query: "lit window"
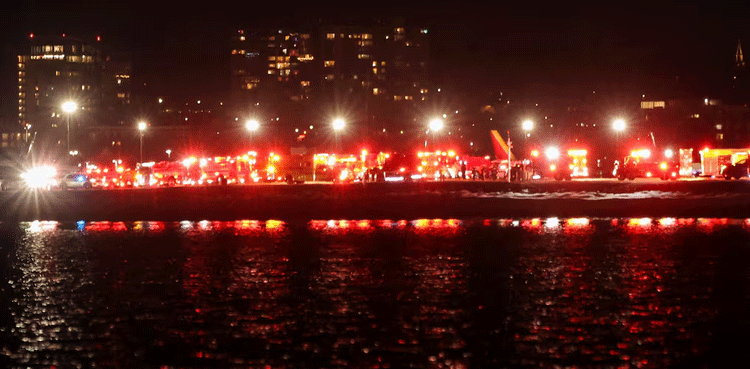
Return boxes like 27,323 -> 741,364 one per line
373,88 -> 379,95
393,95 -> 402,101
717,133 -> 724,140
716,124 -> 723,130
324,60 -> 335,67
326,33 -> 335,39
301,81 -> 310,87
357,54 -> 370,59
239,36 -> 245,41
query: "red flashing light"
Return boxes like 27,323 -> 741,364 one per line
97,36 -> 101,41
29,33 -> 34,39
62,33 -> 66,37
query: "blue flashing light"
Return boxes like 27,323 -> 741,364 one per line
76,175 -> 85,182
76,220 -> 85,231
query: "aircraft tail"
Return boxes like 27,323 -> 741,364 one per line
490,130 -> 516,161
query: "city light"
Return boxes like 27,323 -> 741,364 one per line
62,101 -> 77,114
428,118 -> 444,132
613,119 -> 626,132
245,119 -> 260,132
332,118 -> 345,131
522,119 -> 533,131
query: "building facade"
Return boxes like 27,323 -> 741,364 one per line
17,34 -> 131,155
229,21 -> 430,150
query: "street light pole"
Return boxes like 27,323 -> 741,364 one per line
508,130 -> 512,183
522,119 -> 533,156
332,118 -> 345,152
137,122 -> 147,165
61,101 -> 77,153
428,118 -> 444,150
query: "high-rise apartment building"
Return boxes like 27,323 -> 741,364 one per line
17,34 -> 131,151
229,21 -> 429,140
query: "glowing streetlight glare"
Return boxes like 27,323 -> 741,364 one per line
245,119 -> 259,132
61,101 -> 78,152
428,118 -> 444,132
62,101 -> 77,113
137,122 -> 147,164
545,147 -> 560,160
664,149 -> 674,158
522,119 -> 533,131
613,119 -> 626,132
332,118 -> 345,131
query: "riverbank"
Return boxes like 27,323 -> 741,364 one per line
2,180 -> 750,221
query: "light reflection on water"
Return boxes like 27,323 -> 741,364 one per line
1,218 -> 749,367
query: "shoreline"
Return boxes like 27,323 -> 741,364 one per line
2,181 -> 750,221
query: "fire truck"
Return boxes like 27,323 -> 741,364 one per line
195,154 -> 257,185
615,148 -> 678,180
150,160 -> 198,186
86,162 -> 137,188
537,147 -> 589,181
417,150 -> 461,180
698,148 -> 749,178
314,153 -> 365,183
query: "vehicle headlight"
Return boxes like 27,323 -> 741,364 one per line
21,166 -> 57,189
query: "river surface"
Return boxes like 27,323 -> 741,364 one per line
1,218 -> 749,368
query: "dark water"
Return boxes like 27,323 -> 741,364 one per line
1,218 -> 749,368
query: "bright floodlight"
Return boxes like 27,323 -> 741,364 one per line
428,118 -> 444,132
245,119 -> 260,132
545,147 -> 560,160
62,101 -> 77,113
332,118 -> 345,131
137,122 -> 147,131
613,119 -> 626,132
664,149 -> 674,158
522,120 -> 533,131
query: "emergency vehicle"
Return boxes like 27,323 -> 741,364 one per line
698,148 -> 749,178
615,148 -> 678,180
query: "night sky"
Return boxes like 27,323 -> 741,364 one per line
2,1 -> 750,122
